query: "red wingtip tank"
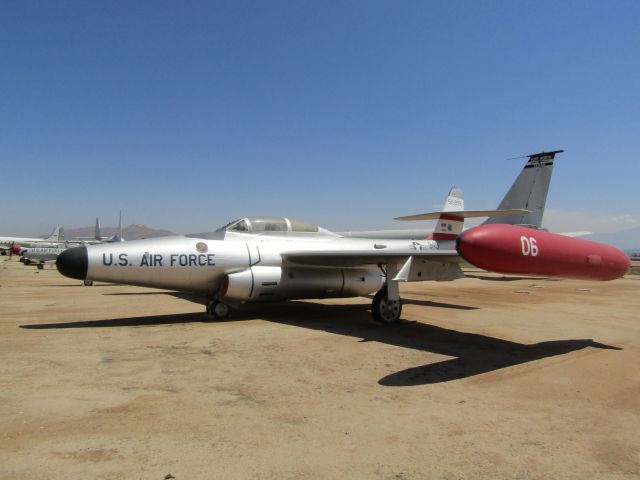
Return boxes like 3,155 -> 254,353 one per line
11,243 -> 22,255
456,224 -> 631,281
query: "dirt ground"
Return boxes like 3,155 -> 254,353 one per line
1,255 -> 639,480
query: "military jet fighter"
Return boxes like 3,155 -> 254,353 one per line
56,151 -> 631,324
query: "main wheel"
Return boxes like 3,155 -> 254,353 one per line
371,287 -> 402,324
83,279 -> 94,286
206,299 -> 231,320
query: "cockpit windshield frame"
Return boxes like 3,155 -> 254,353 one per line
216,216 -> 322,234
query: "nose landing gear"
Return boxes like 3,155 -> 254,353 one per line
206,299 -> 231,320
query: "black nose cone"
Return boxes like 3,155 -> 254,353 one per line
56,246 -> 88,280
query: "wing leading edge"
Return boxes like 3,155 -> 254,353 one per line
282,249 -> 460,267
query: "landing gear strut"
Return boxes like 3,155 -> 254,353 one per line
206,299 -> 231,320
371,264 -> 402,325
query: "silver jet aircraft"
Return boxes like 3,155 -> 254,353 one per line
56,205 -> 629,325
56,215 -> 484,323
57,152 -> 556,323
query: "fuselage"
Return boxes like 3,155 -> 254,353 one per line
63,230 -> 440,298
21,246 -> 68,262
0,236 -> 59,250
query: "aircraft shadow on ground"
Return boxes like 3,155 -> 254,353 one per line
103,291 -> 208,304
19,299 -> 620,386
20,312 -> 205,329
463,274 -> 558,282
246,302 -> 621,386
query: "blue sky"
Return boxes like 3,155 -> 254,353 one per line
1,1 -> 639,236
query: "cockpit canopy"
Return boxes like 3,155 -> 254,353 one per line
216,216 -> 326,234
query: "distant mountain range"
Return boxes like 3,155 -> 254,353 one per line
583,226 -> 640,253
65,224 -> 175,241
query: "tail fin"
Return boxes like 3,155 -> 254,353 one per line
45,226 -> 63,241
396,185 -> 529,241
430,186 -> 464,241
107,211 -> 125,243
483,150 -> 563,228
94,218 -> 102,241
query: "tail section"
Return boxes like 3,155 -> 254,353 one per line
107,211 -> 125,243
94,218 -> 102,241
483,150 -> 562,228
395,185 -> 529,241
45,226 -> 64,241
431,187 -> 464,241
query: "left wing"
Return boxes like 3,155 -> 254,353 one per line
282,248 -> 458,266
282,249 -> 463,281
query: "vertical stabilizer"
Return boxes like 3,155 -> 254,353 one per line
108,211 -> 125,242
94,218 -> 102,241
430,186 -> 465,241
45,226 -> 63,241
484,150 -> 563,228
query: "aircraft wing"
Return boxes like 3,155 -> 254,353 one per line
394,208 -> 529,221
559,231 -> 592,238
282,249 -> 460,267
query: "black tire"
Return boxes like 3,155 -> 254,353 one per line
371,286 -> 402,324
83,279 -> 94,286
206,299 -> 231,320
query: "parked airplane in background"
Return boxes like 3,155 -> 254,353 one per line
57,150 -> 631,324
10,213 -> 125,278
72,212 -> 125,244
19,246 -> 68,269
0,226 -> 65,256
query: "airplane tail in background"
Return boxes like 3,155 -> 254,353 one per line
107,211 -> 125,243
94,218 -> 102,241
45,226 -> 64,241
483,150 -> 563,228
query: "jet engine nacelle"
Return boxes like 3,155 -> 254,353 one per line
222,265 -> 383,302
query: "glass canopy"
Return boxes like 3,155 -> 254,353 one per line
216,216 -> 321,234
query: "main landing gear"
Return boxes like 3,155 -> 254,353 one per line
371,264 -> 403,325
371,286 -> 403,324
206,298 -> 231,320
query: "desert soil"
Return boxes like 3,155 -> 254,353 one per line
1,256 -> 639,479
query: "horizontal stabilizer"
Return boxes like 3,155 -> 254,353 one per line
395,209 -> 530,221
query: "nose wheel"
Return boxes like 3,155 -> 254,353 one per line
206,299 -> 231,320
371,286 -> 402,325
